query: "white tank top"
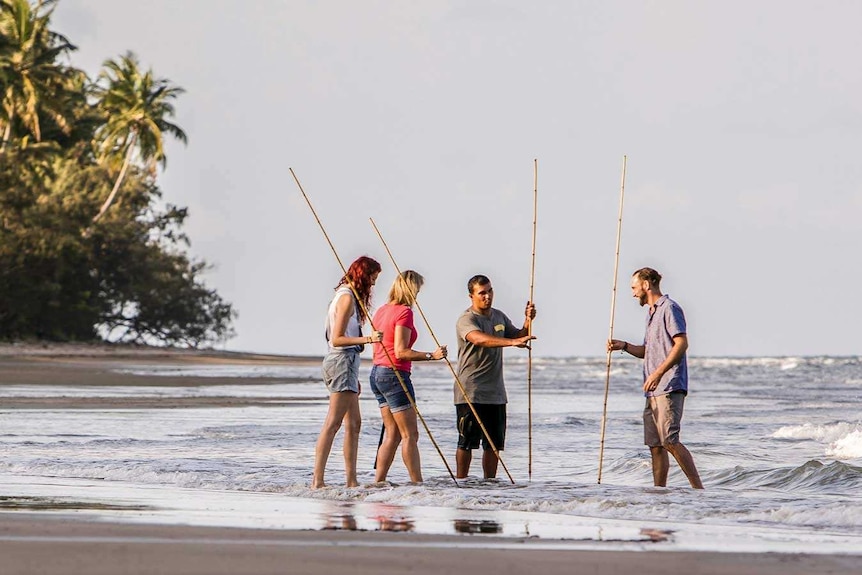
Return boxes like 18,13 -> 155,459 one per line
326,286 -> 362,352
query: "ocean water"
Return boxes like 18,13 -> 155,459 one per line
1,355 -> 861,552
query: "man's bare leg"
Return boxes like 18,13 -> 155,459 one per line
456,448 -> 472,478
482,449 -> 499,479
649,446 -> 669,487
665,443 -> 704,489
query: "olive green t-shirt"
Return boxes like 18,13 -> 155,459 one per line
454,307 -> 519,405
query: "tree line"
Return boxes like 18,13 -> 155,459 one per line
1,0 -> 235,346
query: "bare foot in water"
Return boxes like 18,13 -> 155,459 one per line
311,478 -> 325,489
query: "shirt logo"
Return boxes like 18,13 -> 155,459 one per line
494,324 -> 505,333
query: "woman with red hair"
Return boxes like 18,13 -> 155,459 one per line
312,256 -> 382,488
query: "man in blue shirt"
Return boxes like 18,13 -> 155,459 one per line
609,267 -> 704,489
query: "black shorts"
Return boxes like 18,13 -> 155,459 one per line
456,403 -> 506,451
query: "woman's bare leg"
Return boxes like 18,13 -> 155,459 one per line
374,407 -> 401,482
392,407 -> 422,483
342,392 -> 362,487
312,391 -> 357,488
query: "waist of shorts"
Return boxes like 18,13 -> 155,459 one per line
371,364 -> 411,375
645,387 -> 688,398
327,347 -> 360,355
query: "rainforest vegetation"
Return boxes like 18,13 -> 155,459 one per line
1,0 -> 235,346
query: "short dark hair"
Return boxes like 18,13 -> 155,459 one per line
467,274 -> 491,294
632,267 -> 662,287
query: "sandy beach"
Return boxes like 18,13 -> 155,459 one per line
0,342 -> 321,408
2,514 -> 859,575
1,343 -> 860,575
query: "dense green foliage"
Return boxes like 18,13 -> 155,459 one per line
0,0 -> 235,346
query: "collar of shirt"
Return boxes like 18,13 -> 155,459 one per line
648,294 -> 669,318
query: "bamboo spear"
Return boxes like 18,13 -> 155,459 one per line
597,155 -> 627,484
290,168 -> 459,487
369,218 -> 516,484
527,158 -> 538,482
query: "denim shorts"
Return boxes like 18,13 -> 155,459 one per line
369,365 -> 415,413
321,351 -> 360,393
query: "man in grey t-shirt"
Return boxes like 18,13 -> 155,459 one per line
609,267 -> 704,489
454,274 -> 536,479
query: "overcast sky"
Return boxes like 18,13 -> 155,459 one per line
53,1 -> 861,357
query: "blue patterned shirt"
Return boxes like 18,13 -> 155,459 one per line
643,294 -> 688,397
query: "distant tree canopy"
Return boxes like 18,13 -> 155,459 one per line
0,0 -> 235,346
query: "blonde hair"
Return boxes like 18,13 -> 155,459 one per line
388,270 -> 424,306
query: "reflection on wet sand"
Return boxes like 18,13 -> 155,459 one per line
453,519 -> 503,534
370,503 -> 415,532
322,513 -> 357,531
319,502 -> 415,533
317,501 -> 671,543
639,528 -> 674,542
0,496 -> 150,512
376,515 -> 415,532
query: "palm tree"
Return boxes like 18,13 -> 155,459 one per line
91,51 -> 187,223
0,0 -> 75,151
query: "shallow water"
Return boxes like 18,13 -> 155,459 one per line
1,356 -> 861,551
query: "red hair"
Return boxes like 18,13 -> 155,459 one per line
337,256 -> 381,321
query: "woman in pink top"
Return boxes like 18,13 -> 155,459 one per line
370,270 -> 447,483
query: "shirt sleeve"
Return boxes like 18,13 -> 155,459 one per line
456,313 -> 481,341
395,306 -> 414,330
666,303 -> 687,338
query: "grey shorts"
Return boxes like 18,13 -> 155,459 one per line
643,391 -> 685,447
321,351 -> 360,394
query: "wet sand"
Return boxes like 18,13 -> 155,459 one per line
1,343 -> 860,574
0,342 -> 322,408
1,515 -> 860,575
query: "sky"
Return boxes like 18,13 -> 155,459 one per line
52,1 -> 861,357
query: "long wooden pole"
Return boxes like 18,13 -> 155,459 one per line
369,218 -> 516,484
527,159 -> 538,482
290,168 -> 459,487
597,155 -> 627,484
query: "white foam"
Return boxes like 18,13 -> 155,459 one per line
780,359 -> 799,370
744,503 -> 862,529
773,422 -> 862,460
826,430 -> 862,459
772,422 -> 861,443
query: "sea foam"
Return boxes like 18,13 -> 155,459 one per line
773,422 -> 862,460
772,422 -> 860,443
826,430 -> 862,459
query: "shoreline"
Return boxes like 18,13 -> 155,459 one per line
2,472 -> 861,558
0,341 -> 324,363
4,342 -> 858,362
0,513 -> 859,575
0,342 -> 323,399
